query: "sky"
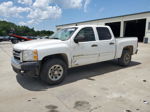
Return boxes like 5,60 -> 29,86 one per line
0,0 -> 150,31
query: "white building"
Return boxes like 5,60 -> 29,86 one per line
56,11 -> 150,43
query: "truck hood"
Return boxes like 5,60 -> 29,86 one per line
13,39 -> 63,50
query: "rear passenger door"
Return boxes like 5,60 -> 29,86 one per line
96,27 -> 116,61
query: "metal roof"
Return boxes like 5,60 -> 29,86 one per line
57,11 -> 150,27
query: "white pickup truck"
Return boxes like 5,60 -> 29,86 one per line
11,25 -> 138,85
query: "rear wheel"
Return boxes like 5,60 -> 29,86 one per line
40,58 -> 67,85
118,50 -> 131,66
11,39 -> 19,44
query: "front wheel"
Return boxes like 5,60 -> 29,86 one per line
40,58 -> 67,85
118,50 -> 131,66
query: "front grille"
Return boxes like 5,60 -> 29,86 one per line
13,49 -> 21,61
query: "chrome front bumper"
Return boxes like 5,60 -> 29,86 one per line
11,58 -> 40,77
11,58 -> 21,69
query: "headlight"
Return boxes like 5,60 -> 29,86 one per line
22,50 -> 38,61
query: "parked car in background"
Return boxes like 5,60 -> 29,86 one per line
11,25 -> 138,85
9,34 -> 32,44
25,36 -> 38,40
0,36 -> 10,42
0,36 -> 4,42
40,36 -> 49,39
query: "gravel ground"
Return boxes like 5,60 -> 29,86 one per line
0,42 -> 150,112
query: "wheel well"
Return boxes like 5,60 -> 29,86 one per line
123,46 -> 133,55
41,54 -> 68,66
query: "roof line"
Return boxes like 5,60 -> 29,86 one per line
56,11 -> 150,27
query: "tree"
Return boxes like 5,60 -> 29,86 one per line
0,20 -> 54,36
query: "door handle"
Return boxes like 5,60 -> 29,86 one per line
91,44 -> 98,47
109,42 -> 115,45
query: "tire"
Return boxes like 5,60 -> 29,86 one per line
11,39 -> 19,44
118,50 -> 131,66
40,58 -> 67,85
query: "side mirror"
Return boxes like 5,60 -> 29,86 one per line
74,36 -> 85,43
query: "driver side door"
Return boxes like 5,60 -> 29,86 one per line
71,27 -> 99,67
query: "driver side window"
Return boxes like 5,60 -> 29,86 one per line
75,27 -> 95,42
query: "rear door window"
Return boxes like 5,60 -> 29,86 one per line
96,27 -> 112,40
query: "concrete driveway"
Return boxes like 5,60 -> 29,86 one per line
0,42 -> 150,112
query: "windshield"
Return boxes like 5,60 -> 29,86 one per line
49,27 -> 77,41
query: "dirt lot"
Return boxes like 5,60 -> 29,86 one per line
0,42 -> 150,112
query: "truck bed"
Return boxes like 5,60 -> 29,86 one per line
115,37 -> 138,59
